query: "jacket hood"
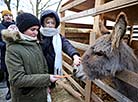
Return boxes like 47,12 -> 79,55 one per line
1,29 -> 21,43
1,29 -> 37,47
40,10 -> 60,28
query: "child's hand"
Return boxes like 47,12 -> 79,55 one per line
73,55 -> 81,66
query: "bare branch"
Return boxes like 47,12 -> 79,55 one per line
4,0 -> 11,10
39,0 -> 50,11
29,0 -> 35,14
56,0 -> 63,12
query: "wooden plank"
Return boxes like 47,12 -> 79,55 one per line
62,69 -> 85,95
60,0 -> 87,12
65,23 -> 93,29
85,79 -> 92,102
68,40 -> 89,51
63,52 -> 72,60
61,8 -> 96,21
93,79 -> 133,102
63,60 -> 72,72
57,80 -> 84,101
66,33 -> 89,44
116,69 -> 138,89
95,0 -> 138,16
61,0 -> 138,22
65,28 -> 92,34
65,23 -> 111,30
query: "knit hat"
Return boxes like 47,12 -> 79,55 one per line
40,10 -> 60,28
16,13 -> 40,33
1,10 -> 12,17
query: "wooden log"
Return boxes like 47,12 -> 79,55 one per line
65,28 -> 92,34
65,23 -> 93,29
85,79 -> 92,102
68,40 -> 89,51
116,69 -> 138,89
66,33 -> 89,44
95,0 -> 138,16
60,0 -> 86,12
62,69 -> 85,95
93,79 -> 133,102
61,0 -> 138,22
56,80 -> 84,101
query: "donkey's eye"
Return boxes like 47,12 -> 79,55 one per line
94,50 -> 105,56
95,52 -> 104,56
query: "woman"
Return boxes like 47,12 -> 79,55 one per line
2,13 -> 60,102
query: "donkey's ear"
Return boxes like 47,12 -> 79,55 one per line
115,12 -> 128,25
111,12 -> 128,49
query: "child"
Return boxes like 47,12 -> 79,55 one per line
40,10 -> 81,88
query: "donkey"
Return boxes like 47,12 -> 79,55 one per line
74,12 -> 138,102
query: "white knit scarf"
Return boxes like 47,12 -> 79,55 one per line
40,27 -> 62,75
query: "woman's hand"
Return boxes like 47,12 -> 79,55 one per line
50,75 -> 60,83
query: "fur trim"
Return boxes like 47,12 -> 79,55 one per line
1,29 -> 21,43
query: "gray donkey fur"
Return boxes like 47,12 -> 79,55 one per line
75,12 -> 138,101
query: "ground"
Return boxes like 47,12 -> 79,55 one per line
51,85 -> 81,102
0,81 -> 11,102
0,80 -> 81,102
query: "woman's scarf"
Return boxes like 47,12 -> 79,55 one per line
40,27 -> 62,75
19,33 -> 37,41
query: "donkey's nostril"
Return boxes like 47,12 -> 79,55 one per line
106,69 -> 111,73
73,69 -> 77,73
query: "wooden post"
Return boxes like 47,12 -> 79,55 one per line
85,31 -> 96,102
89,32 -> 96,45
85,0 -> 105,101
60,11 -> 65,36
85,79 -> 92,102
93,0 -> 105,38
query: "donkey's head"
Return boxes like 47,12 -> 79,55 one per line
74,12 -> 138,80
